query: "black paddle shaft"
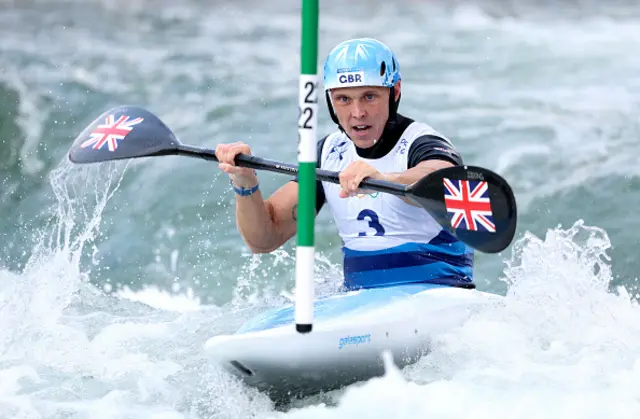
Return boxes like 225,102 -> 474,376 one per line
177,144 -> 409,196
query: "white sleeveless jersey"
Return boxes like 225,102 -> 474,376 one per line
318,122 -> 474,290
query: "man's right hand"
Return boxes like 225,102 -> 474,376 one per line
215,141 -> 259,188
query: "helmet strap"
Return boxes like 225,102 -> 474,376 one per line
389,86 -> 401,119
325,91 -> 340,126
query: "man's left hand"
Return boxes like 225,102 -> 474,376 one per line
338,161 -> 387,198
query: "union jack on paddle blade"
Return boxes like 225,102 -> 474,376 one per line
443,178 -> 495,232
81,114 -> 144,152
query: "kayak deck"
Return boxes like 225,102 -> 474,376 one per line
205,284 -> 499,401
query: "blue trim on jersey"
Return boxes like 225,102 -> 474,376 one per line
343,262 -> 473,290
342,232 -> 474,290
344,247 -> 473,273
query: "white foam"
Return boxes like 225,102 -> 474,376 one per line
117,285 -> 202,312
271,221 -> 640,419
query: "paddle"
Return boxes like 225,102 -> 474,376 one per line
68,105 -> 517,253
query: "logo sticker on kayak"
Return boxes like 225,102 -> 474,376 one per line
443,178 -> 495,232
81,114 -> 144,152
338,333 -> 371,350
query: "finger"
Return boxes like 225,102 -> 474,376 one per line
222,146 -> 238,164
230,142 -> 250,153
350,180 -> 361,194
228,144 -> 251,165
228,148 -> 247,166
219,147 -> 237,166
356,177 -> 371,194
340,188 -> 354,198
350,179 -> 362,194
218,162 -> 238,173
355,168 -> 380,190
215,144 -> 227,162
339,172 -> 351,194
345,181 -> 353,194
221,162 -> 250,174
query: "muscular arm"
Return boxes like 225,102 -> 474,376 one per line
236,136 -> 328,253
236,181 -> 299,253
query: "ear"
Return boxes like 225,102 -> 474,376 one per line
393,80 -> 401,101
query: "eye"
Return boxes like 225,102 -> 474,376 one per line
365,93 -> 376,101
336,96 -> 350,104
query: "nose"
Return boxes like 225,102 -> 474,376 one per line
350,101 -> 366,119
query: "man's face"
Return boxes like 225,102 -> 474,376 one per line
329,82 -> 400,149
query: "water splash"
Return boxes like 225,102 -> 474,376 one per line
117,285 -> 202,312
231,248 -> 344,307
0,158 -> 278,418
0,161 -> 126,359
273,221 -> 640,419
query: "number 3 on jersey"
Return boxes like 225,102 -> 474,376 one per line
357,209 -> 385,236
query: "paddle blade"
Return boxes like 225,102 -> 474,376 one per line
409,165 -> 517,254
68,106 -> 180,164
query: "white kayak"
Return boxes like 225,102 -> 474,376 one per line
204,283 -> 501,401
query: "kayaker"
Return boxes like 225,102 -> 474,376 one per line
215,37 -> 474,290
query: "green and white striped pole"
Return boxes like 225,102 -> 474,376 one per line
296,0 -> 319,334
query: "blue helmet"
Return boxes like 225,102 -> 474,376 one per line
322,38 -> 402,126
323,38 -> 401,91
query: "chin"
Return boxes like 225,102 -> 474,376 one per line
351,137 -> 375,148
348,131 -> 380,149
353,139 -> 376,149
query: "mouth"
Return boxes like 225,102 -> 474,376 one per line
351,125 -> 372,136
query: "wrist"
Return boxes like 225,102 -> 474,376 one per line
230,171 -> 258,189
231,179 -> 259,189
378,172 -> 393,182
231,180 -> 260,196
